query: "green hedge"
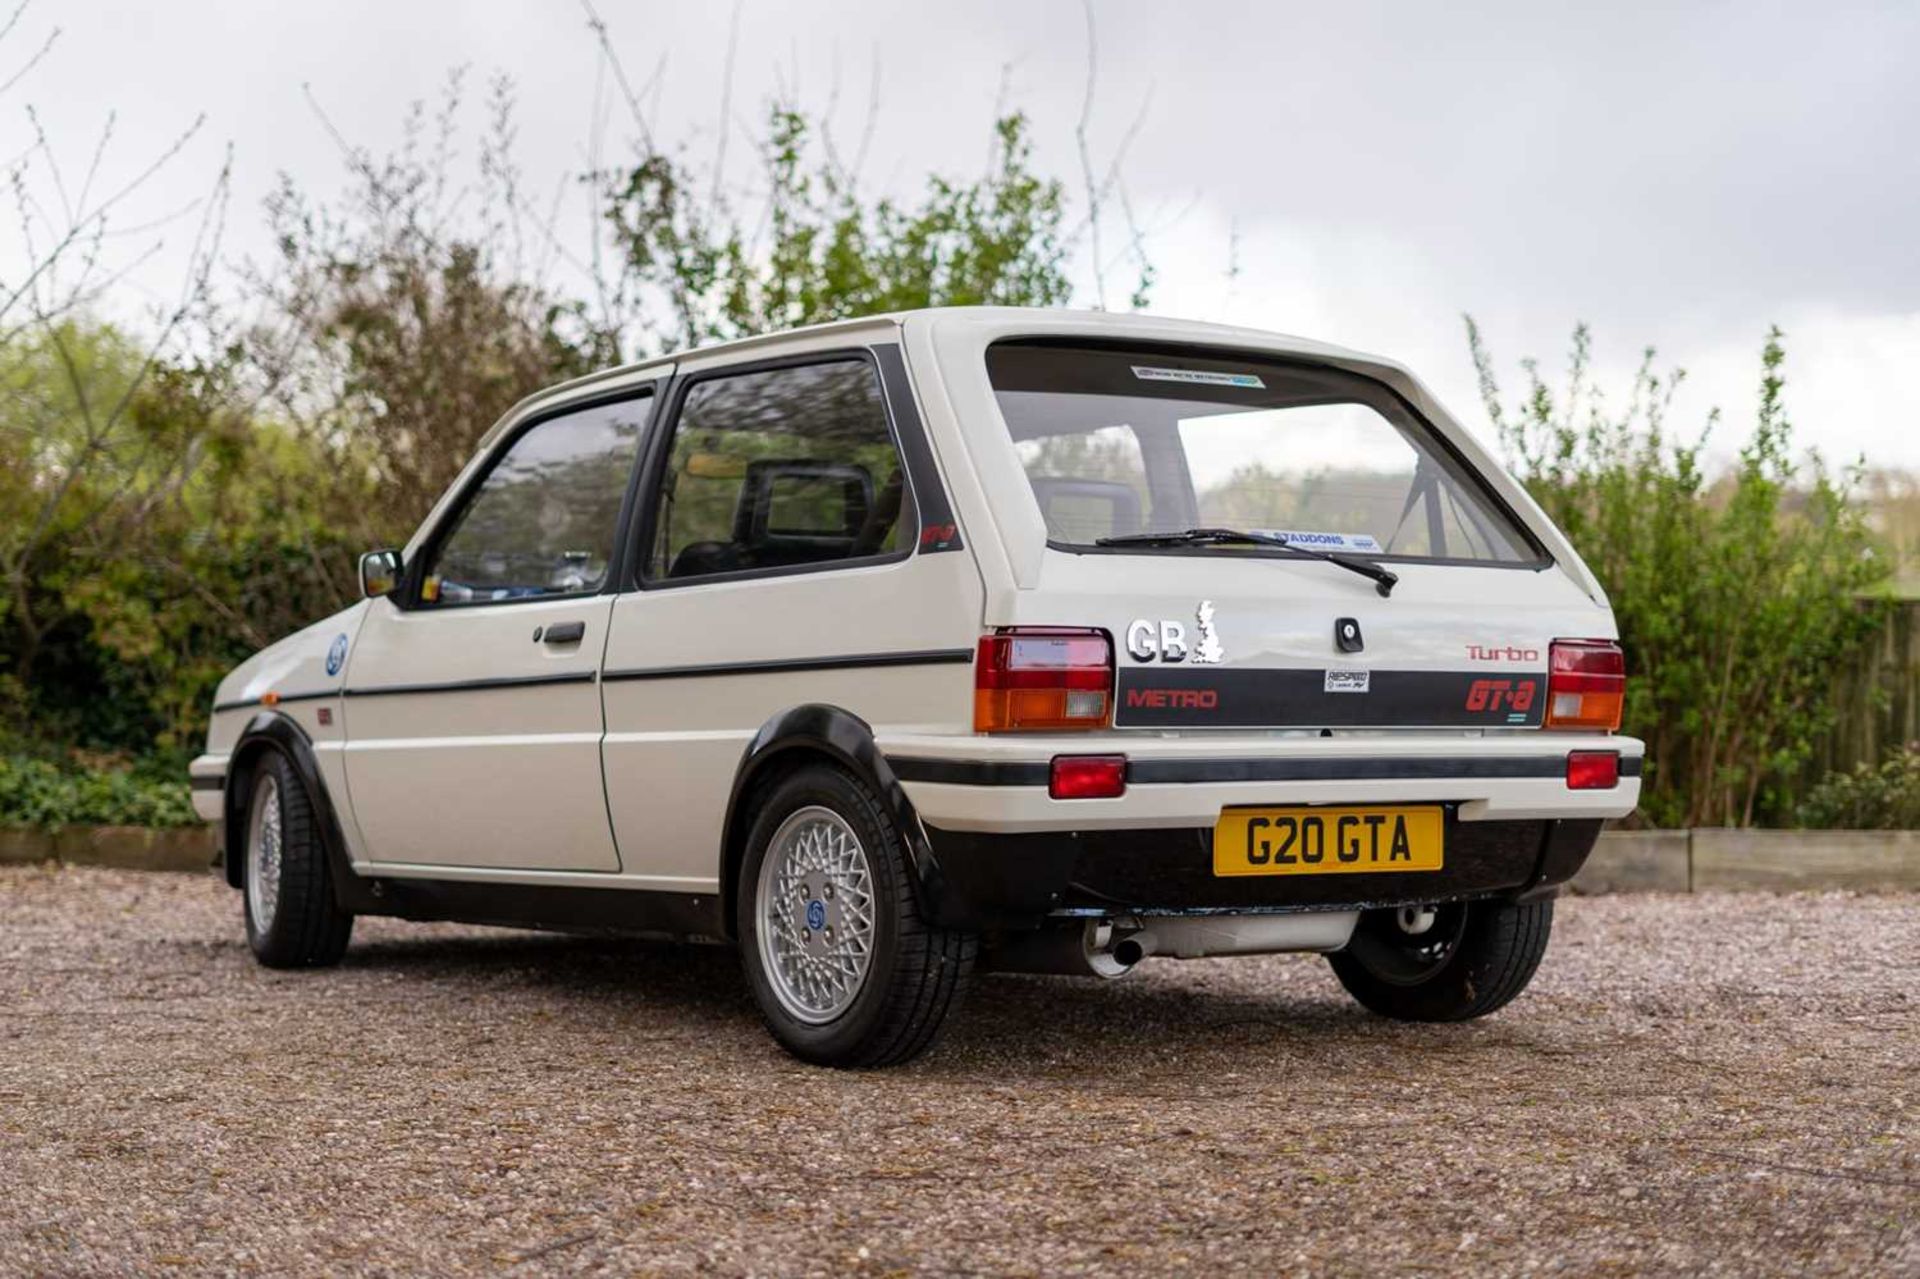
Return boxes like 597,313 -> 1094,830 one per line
1796,746 -> 1920,831
0,754 -> 198,830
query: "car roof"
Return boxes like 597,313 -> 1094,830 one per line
511,306 -> 1402,419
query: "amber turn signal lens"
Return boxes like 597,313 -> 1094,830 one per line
1545,639 -> 1625,732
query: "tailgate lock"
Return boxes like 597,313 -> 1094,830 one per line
1335,617 -> 1364,654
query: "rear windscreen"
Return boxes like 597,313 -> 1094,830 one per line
986,343 -> 1543,565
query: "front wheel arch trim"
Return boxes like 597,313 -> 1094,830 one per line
222,712 -> 377,912
719,704 -> 945,941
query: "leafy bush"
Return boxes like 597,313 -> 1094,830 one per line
1469,322 -> 1892,827
1795,745 -> 1920,830
0,753 -> 198,830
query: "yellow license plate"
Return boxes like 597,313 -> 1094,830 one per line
1213,805 -> 1445,876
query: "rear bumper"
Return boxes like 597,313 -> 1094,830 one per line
920,814 -> 1604,931
877,733 -> 1633,930
884,733 -> 1644,832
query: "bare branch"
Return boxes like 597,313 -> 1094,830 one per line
577,0 -> 658,156
0,16 -> 56,98
1074,0 -> 1105,308
708,0 -> 742,215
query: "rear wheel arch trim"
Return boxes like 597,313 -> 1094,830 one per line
720,704 -> 945,939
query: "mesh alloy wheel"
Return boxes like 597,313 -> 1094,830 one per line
754,806 -> 878,1024
245,772 -> 284,934
240,750 -> 354,969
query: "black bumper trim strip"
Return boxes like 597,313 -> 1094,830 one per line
602,649 -> 974,683
190,774 -> 225,792
891,752 -> 1644,787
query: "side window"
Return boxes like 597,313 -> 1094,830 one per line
649,359 -> 911,581
419,395 -> 650,607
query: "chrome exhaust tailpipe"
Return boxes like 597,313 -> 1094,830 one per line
985,920 -> 1137,979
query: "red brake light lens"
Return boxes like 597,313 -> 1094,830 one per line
1546,639 -> 1625,732
974,629 -> 1113,732
1566,750 -> 1621,790
1049,754 -> 1128,799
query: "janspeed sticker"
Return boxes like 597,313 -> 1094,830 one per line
1324,668 -> 1370,694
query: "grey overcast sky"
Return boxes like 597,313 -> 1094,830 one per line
15,0 -> 1920,465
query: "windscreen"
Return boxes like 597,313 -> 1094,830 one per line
986,343 -> 1541,565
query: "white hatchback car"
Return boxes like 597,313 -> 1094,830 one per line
192,307 -> 1640,1066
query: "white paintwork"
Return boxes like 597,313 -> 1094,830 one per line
193,306 -> 1646,906
342,594 -> 620,871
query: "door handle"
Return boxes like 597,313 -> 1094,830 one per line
541,621 -> 587,645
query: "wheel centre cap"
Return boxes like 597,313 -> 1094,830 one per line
805,898 -> 827,932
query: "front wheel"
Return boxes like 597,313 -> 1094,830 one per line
1326,898 -> 1552,1022
242,751 -> 354,968
738,764 -> 976,1067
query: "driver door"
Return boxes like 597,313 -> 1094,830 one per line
340,386 -> 657,872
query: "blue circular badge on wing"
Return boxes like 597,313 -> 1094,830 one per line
805,899 -> 827,932
325,633 -> 349,677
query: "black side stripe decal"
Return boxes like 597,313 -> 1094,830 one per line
212,688 -> 338,713
602,649 -> 974,683
889,754 -> 1645,787
344,670 -> 598,699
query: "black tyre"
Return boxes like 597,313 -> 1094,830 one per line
241,751 -> 354,968
1327,897 -> 1552,1022
737,763 -> 977,1067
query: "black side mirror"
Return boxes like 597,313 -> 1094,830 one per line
359,549 -> 403,599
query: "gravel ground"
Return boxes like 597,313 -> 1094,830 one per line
0,866 -> 1913,1277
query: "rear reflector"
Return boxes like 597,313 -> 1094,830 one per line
1049,754 -> 1128,799
1546,639 -> 1626,731
1566,750 -> 1621,790
975,629 -> 1114,732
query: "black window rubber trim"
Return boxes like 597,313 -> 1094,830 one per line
888,753 -> 1645,787
602,648 -> 974,683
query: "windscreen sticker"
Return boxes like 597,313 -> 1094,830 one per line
1131,365 -> 1266,389
1251,529 -> 1384,553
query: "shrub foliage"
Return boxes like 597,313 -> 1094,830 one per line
1470,321 -> 1891,827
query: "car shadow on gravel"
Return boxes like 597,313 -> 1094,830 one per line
329,930 -> 1383,1068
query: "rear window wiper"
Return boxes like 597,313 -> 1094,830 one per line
1094,527 -> 1399,597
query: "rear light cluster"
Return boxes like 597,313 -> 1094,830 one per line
1545,639 -> 1625,731
974,628 -> 1113,732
